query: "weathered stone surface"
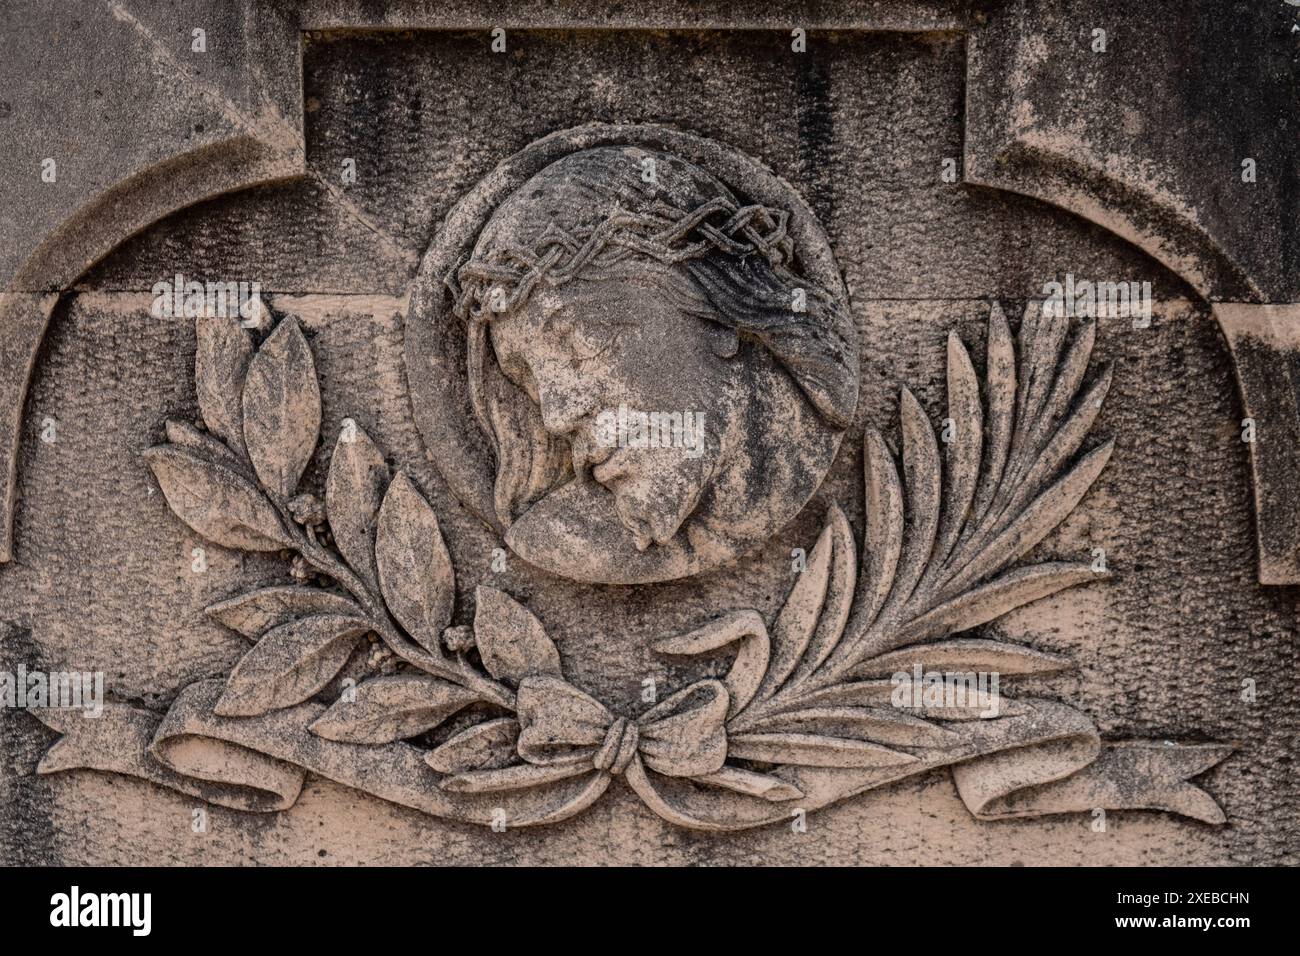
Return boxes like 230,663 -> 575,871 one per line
1,1 -> 1297,865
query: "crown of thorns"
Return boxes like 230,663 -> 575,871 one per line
450,195 -> 796,321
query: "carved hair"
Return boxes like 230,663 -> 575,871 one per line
449,146 -> 857,526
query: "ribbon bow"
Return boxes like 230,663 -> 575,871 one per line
517,675 -> 729,778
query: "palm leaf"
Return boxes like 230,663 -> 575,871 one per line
983,316 -> 1095,525
727,733 -> 917,769
851,638 -> 1071,678
990,366 -> 1111,536
937,439 -> 1113,602
1023,320 -> 1096,467
785,505 -> 856,688
880,388 -> 941,617
897,562 -> 1104,645
723,303 -> 1112,758
748,705 -> 957,748
773,680 -> 1028,721
968,303 -> 1016,526
931,331 -> 982,568
753,518 -> 835,702
855,430 -> 904,627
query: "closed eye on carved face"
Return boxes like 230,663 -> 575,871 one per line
496,302 -> 628,401
564,318 -> 632,363
528,304 -> 635,367
488,299 -> 611,435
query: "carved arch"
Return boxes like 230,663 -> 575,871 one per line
1,10 -> 1293,582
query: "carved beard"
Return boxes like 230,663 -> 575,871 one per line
591,442 -> 714,551
562,410 -> 716,551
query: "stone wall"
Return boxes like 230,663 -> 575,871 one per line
1,0 -> 1296,865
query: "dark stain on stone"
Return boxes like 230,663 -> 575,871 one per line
0,623 -> 59,865
792,44 -> 835,224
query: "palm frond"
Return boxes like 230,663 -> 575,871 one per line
727,303 -> 1111,733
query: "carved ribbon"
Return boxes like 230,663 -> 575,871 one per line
517,675 -> 727,776
31,680 -> 1230,831
35,680 -> 616,827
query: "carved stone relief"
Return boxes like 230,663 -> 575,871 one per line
409,129 -> 859,584
34,285 -> 1231,828
2,2 -> 1296,866
26,127 -> 1232,833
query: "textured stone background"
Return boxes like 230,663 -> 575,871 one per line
2,9 -> 1297,865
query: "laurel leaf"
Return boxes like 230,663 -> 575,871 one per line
652,609 -> 768,718
898,562 -> 1104,645
942,439 -> 1113,598
164,419 -> 246,472
425,718 -> 520,774
144,445 -> 290,551
851,638 -> 1071,679
206,585 -> 363,640
242,316 -> 320,500
473,586 -> 561,683
325,424 -> 389,589
787,504 -> 856,687
310,674 -> 479,744
970,303 -> 1015,525
214,614 -> 370,716
753,519 -> 833,702
375,472 -> 455,654
194,315 -> 253,456
749,706 -> 958,748
857,429 -> 904,627
727,733 -> 917,768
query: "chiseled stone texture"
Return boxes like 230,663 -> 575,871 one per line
2,5 -> 1297,865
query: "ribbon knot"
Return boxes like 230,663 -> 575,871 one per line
516,675 -> 729,778
592,717 -> 639,774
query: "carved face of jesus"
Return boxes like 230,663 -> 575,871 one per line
488,274 -> 743,551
